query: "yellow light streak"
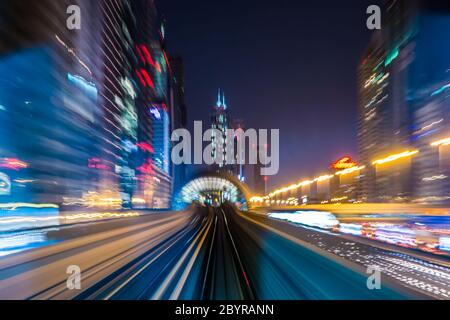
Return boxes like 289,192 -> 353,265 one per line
372,150 -> 419,166
314,174 -> 334,182
250,196 -> 266,203
297,180 -> 313,187
13,179 -> 35,184
132,198 -> 146,204
0,203 -> 59,210
335,166 -> 366,176
431,137 -> 450,147
331,196 -> 348,202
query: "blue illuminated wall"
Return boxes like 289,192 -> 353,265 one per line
0,45 -> 99,205
0,47 -> 58,203
410,12 -> 450,203
153,107 -> 170,174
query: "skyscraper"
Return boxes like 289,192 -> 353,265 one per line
358,0 -> 450,203
211,90 -> 232,174
0,0 -> 174,210
247,144 -> 268,195
169,55 -> 188,194
0,0 -> 103,206
231,119 -> 246,182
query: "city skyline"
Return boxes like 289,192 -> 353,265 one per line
1,0 -> 450,307
157,0 -> 383,189
249,1 -> 450,205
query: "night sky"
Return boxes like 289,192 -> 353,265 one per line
156,0 -> 382,189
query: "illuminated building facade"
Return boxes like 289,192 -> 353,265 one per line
0,0 -> 102,207
231,119 -> 246,182
211,90 -> 233,174
169,56 -> 188,196
98,0 -> 139,209
0,0 -> 173,210
358,0 -> 450,203
251,162 -> 267,195
130,0 -> 173,209
330,157 -> 363,203
245,144 -> 268,197
407,2 -> 450,204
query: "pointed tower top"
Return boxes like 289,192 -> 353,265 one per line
216,89 -> 223,108
222,91 -> 227,109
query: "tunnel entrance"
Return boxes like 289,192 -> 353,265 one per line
175,173 -> 250,211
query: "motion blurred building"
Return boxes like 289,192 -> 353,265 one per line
169,55 -> 188,196
358,0 -> 450,204
231,119 -> 246,182
131,0 -> 173,209
211,90 -> 233,174
246,144 -> 268,196
0,0 -> 174,210
0,0 -> 101,206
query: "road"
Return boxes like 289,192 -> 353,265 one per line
0,205 -> 449,300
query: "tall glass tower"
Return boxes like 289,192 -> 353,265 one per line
211,90 -> 232,174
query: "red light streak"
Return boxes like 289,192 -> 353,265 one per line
136,70 -> 147,87
88,158 -> 110,171
163,51 -> 171,74
137,160 -> 154,174
137,142 -> 154,153
135,45 -> 146,65
139,68 -> 155,89
0,158 -> 28,171
140,45 -> 156,67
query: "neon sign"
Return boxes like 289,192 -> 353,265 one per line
331,157 -> 358,170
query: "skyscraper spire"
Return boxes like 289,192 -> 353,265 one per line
216,89 -> 222,107
222,91 -> 227,109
